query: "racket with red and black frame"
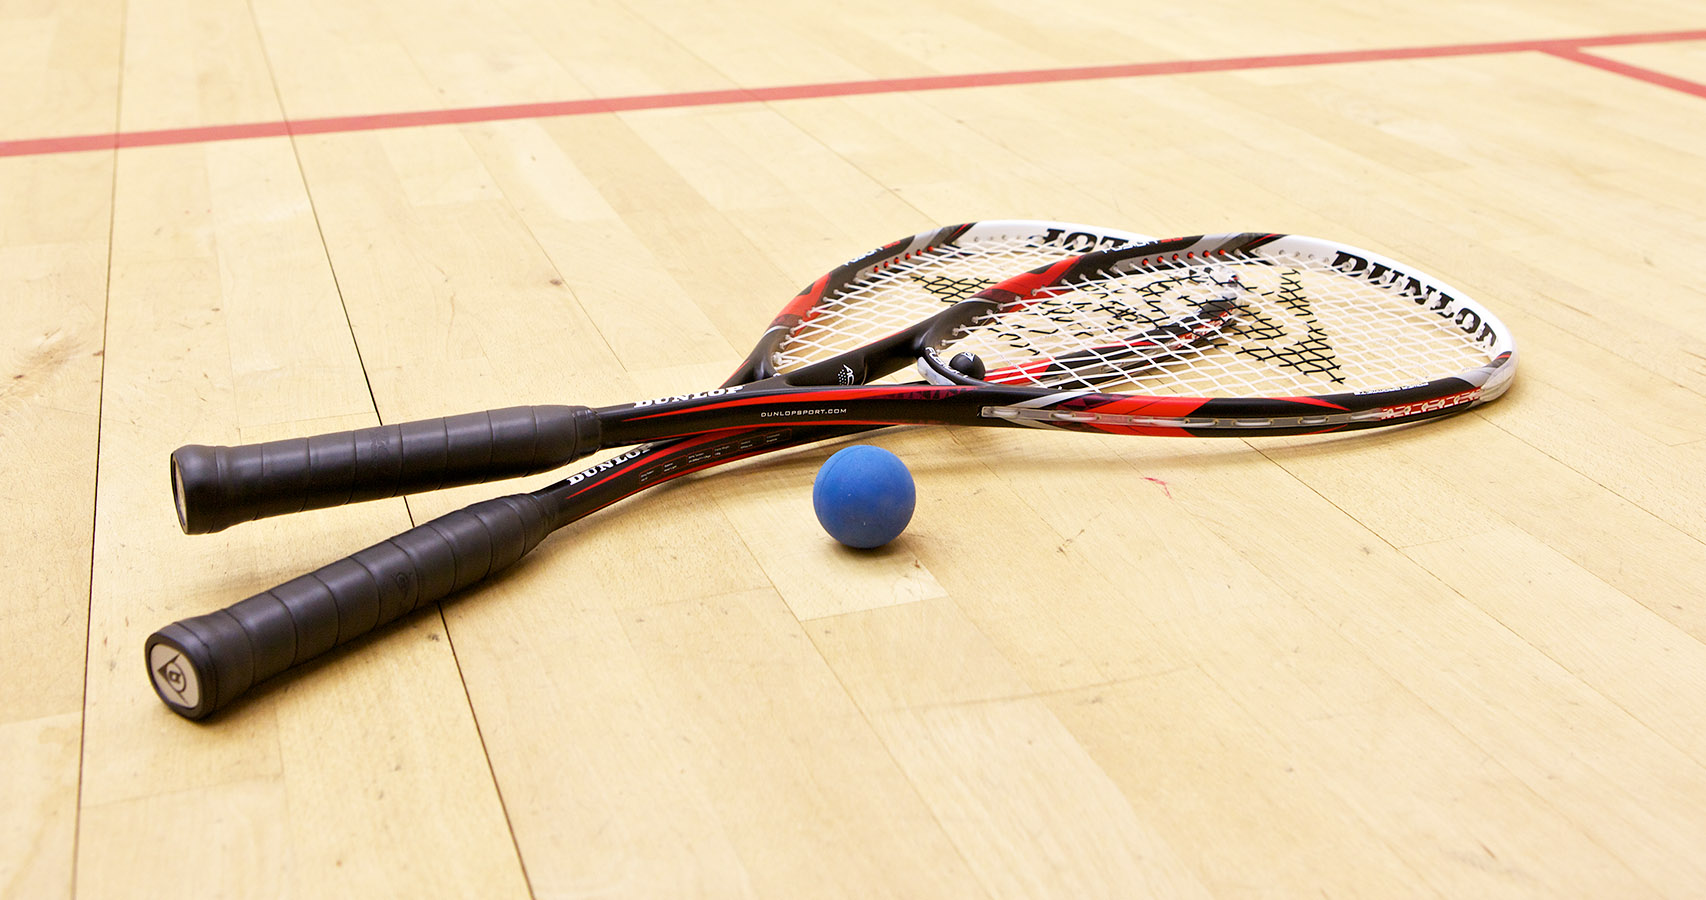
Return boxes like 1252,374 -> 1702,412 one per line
172,232 -> 1516,523
147,220 -> 1159,719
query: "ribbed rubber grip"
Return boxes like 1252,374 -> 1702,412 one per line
171,405 -> 599,534
145,493 -> 555,720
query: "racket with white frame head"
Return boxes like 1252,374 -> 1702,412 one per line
601,233 -> 1516,443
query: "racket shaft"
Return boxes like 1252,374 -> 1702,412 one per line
173,405 -> 600,534
174,372 -> 1495,538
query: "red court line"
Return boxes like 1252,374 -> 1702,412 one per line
1546,46 -> 1706,100
4,29 -> 1705,159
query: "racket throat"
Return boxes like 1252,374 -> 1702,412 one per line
782,329 -> 930,388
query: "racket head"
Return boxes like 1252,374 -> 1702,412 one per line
916,232 -> 1516,431
726,221 -> 1156,388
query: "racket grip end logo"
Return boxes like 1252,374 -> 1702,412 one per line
149,641 -> 202,711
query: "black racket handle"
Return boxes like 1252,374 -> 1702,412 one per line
171,405 -> 599,534
145,493 -> 556,720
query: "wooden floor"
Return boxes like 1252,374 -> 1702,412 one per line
6,0 -> 1706,896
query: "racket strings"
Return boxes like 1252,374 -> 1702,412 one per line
773,235 -> 1091,381
947,250 -> 1495,397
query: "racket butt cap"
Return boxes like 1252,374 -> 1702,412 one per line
146,617 -> 243,721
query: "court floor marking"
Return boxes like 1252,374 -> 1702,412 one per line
1546,46 -> 1706,100
2,29 -> 1703,159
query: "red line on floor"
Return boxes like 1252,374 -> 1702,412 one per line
1546,46 -> 1706,100
3,29 -> 1704,159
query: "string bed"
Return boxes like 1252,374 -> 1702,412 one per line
945,249 -> 1496,397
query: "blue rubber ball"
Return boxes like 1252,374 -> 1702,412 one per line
812,445 -> 916,549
